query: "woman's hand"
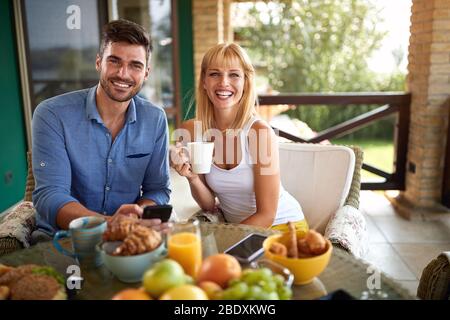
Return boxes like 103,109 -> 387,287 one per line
169,142 -> 199,181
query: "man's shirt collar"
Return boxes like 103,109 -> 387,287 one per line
86,85 -> 137,124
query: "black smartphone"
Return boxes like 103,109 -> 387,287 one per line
142,204 -> 173,222
223,233 -> 267,263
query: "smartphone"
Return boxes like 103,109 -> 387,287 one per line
142,204 -> 173,222
223,233 -> 267,263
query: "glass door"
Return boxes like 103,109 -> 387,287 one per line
109,0 -> 179,132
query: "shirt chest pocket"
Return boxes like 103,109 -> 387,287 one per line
124,144 -> 153,166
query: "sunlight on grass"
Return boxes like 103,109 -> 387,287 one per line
332,139 -> 394,182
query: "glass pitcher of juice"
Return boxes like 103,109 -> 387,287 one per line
167,219 -> 202,278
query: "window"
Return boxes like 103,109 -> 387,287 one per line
22,0 -> 107,111
20,0 -> 179,132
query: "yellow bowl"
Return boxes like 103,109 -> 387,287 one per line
263,233 -> 332,285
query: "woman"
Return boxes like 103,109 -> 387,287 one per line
171,43 -> 307,233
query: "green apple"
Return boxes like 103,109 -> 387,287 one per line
142,259 -> 186,298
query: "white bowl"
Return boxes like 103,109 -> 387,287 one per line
98,241 -> 167,283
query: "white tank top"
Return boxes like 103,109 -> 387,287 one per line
204,116 -> 304,225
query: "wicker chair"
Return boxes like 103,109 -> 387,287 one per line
343,145 -> 363,209
0,152 -> 35,255
417,252 -> 450,300
277,143 -> 366,256
331,145 -> 363,251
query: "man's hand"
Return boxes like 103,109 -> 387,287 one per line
139,219 -> 171,234
113,204 -> 143,219
112,204 -> 171,234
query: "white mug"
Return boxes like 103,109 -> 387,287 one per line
183,142 -> 214,174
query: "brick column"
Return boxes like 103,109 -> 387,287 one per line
396,0 -> 450,217
192,0 -> 224,85
223,0 -> 233,42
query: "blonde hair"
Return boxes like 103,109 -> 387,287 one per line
195,43 -> 257,134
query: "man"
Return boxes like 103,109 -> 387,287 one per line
32,19 -> 171,237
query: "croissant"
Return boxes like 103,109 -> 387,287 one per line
112,225 -> 162,256
297,237 -> 312,257
103,217 -> 138,242
269,242 -> 288,257
304,230 -> 327,255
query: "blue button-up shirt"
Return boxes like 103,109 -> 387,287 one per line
32,86 -> 171,235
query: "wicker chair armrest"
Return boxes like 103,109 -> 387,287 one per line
0,237 -> 23,256
343,145 -> 363,209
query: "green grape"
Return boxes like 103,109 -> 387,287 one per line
230,282 -> 249,299
252,288 -> 280,300
266,291 -> 280,300
242,271 -> 262,285
221,288 -> 238,300
261,280 -> 277,293
273,274 -> 286,286
241,268 -> 254,277
258,268 -> 274,281
246,268 -> 272,283
246,285 -> 263,300
228,278 -> 240,287
220,282 -> 249,300
277,286 -> 293,300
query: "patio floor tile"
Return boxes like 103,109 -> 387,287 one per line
364,214 -> 389,243
371,215 -> 450,243
393,280 -> 419,298
362,243 -> 417,281
391,243 -> 450,279
360,191 -> 397,217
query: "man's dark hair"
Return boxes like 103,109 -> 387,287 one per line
99,19 -> 152,64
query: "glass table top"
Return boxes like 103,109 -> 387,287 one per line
0,222 -> 414,300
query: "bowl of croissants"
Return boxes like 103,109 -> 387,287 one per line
97,216 -> 167,283
263,222 -> 332,285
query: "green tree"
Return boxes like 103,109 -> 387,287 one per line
235,0 -> 406,139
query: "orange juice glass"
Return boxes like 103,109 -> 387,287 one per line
168,219 -> 202,278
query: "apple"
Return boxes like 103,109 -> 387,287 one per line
142,259 -> 186,298
159,285 -> 208,300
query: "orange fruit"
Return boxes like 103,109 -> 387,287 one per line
198,281 -> 223,300
159,285 -> 208,300
112,288 -> 152,300
196,254 -> 241,288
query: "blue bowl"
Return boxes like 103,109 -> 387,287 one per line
98,241 -> 167,283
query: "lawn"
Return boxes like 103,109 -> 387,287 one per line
331,139 -> 394,182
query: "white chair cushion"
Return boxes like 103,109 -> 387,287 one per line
279,143 -> 355,233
